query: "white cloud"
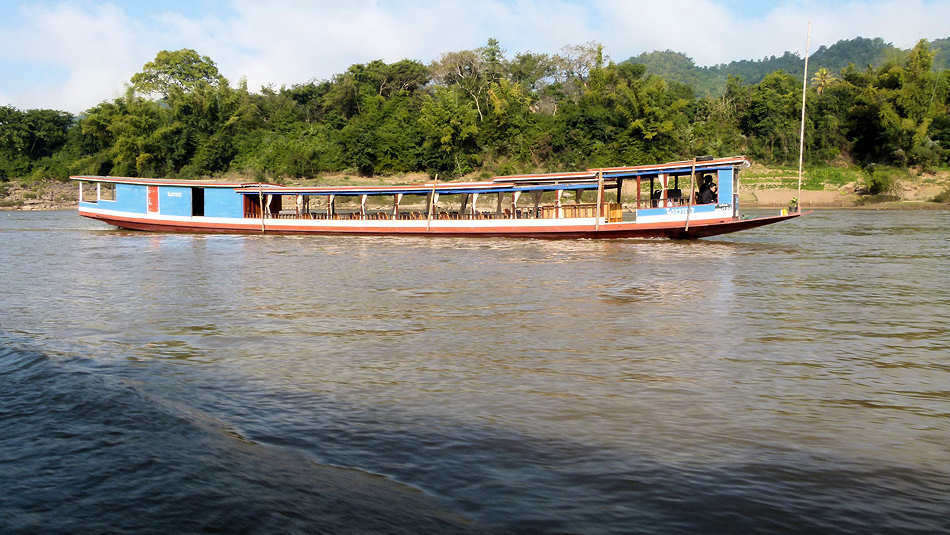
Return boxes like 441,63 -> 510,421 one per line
0,3 -> 159,111
1,0 -> 948,112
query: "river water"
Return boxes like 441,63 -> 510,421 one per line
1,209 -> 948,533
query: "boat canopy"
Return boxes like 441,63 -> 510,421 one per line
72,156 -> 750,196
595,156 -> 750,179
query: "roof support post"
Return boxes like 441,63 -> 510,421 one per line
471,192 -> 479,219
636,176 -> 641,210
495,192 -> 503,218
659,174 -> 668,208
328,194 -> 335,220
393,193 -> 402,220
512,191 -> 521,219
556,189 -> 563,218
360,194 -> 367,220
595,171 -> 604,231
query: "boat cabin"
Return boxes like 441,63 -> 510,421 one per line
77,178 -> 251,219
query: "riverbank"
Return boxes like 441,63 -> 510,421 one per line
0,180 -> 77,210
738,187 -> 950,209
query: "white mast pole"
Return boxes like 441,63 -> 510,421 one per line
796,21 -> 812,213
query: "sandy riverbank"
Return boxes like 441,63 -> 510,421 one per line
740,184 -> 948,209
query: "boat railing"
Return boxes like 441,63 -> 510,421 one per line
248,202 -> 624,222
634,193 -> 722,209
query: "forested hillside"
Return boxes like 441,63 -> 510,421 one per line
1,37 -> 947,183
627,37 -> 948,95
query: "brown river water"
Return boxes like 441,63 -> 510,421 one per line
1,209 -> 948,533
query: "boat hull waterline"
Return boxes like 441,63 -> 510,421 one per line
78,207 -> 801,239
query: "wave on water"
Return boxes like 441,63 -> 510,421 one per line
0,343 -> 477,534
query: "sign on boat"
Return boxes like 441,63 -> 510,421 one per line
72,156 -> 802,239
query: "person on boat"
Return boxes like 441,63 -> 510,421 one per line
697,175 -> 718,204
651,188 -> 661,207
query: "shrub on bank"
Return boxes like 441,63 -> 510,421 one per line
860,167 -> 904,195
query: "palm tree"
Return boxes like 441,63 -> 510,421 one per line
811,67 -> 835,96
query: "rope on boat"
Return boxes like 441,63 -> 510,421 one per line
258,184 -> 265,232
684,158 -> 697,232
426,174 -> 438,232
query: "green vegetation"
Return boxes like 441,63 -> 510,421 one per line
860,166 -> 911,195
806,166 -> 863,188
628,37 -> 944,95
0,36 -> 948,190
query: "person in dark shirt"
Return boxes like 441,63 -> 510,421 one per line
697,175 -> 718,204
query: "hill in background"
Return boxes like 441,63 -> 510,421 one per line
626,36 -> 950,94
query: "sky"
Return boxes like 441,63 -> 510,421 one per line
1,0 -> 948,113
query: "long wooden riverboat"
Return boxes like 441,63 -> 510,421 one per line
72,156 -> 802,239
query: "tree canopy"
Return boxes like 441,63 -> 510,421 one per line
130,49 -> 226,99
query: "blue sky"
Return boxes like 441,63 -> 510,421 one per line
1,0 -> 947,112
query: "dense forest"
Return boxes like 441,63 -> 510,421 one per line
628,36 -> 950,95
1,36 -> 948,183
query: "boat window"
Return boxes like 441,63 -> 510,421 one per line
81,182 -> 98,203
99,183 -> 115,201
696,173 -> 719,204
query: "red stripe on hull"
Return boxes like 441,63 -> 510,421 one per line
79,211 -> 801,239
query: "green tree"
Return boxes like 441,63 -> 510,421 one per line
739,71 -> 801,162
418,87 -> 480,175
0,106 -> 75,179
131,49 -> 226,99
811,67 -> 836,95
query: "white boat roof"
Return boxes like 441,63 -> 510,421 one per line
70,156 -> 751,194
